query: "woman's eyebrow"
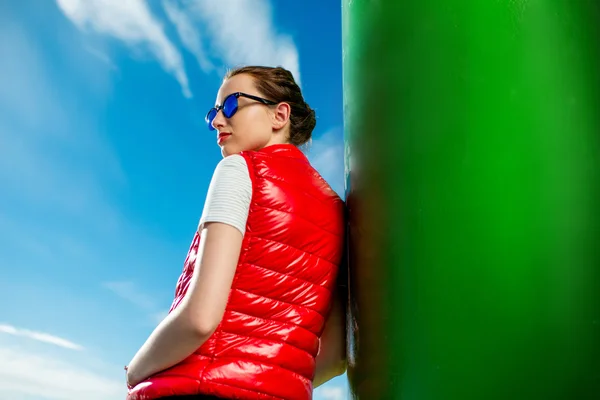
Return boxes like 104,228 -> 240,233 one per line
216,91 -> 238,107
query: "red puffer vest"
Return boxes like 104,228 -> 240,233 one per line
128,144 -> 345,400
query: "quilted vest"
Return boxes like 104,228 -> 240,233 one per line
127,144 -> 345,400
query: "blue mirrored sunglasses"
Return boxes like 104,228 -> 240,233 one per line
205,92 -> 277,131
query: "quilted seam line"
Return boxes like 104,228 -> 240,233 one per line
240,261 -> 336,295
230,282 -> 329,321
247,235 -> 340,266
250,203 -> 344,239
226,308 -> 320,339
243,260 -> 333,291
218,329 -> 317,362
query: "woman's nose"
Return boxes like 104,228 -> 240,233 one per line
212,110 -> 226,130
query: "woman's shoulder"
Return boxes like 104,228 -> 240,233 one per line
211,155 -> 249,180
216,154 -> 247,169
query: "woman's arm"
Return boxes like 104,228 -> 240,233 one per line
313,278 -> 347,388
126,222 -> 243,387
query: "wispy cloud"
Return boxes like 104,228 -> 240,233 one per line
55,0 -> 301,95
314,384 -> 346,400
0,347 -> 124,400
306,127 -> 346,197
163,0 -> 213,73
164,0 -> 301,84
103,281 -> 170,325
102,281 -> 156,310
152,310 -> 170,324
0,324 -> 83,351
83,45 -> 119,71
55,0 -> 192,97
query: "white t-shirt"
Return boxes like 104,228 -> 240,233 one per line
198,155 -> 252,235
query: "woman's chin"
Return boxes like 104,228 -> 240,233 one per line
220,145 -> 239,158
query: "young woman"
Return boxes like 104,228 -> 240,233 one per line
125,66 -> 347,400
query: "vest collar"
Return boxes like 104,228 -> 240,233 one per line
257,143 -> 307,160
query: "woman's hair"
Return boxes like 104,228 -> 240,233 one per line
224,66 -> 316,146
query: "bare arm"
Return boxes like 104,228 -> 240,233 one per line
126,222 -> 242,387
313,277 -> 347,388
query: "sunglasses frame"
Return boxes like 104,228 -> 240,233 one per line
205,92 -> 278,131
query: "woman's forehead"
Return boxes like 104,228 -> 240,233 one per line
215,74 -> 254,104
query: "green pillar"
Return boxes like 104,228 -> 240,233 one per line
342,1 -> 600,399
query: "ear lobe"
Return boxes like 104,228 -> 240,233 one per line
272,102 -> 291,130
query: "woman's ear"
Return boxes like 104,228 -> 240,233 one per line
272,102 -> 291,130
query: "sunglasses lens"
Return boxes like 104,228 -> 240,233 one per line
223,94 -> 238,118
205,108 -> 217,131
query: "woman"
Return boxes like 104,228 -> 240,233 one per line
125,66 -> 347,400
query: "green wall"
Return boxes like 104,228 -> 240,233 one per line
342,1 -> 600,398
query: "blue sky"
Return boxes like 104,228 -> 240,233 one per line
0,1 -> 347,399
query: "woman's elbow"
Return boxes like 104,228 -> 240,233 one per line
313,357 -> 347,388
335,359 -> 347,377
327,352 -> 348,378
181,308 -> 219,338
191,313 -> 220,338
192,320 -> 217,338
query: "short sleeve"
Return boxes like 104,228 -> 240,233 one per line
198,155 -> 252,235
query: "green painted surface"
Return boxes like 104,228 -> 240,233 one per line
342,1 -> 600,399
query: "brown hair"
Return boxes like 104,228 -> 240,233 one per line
224,66 -> 316,146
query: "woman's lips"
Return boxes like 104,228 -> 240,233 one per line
217,133 -> 232,145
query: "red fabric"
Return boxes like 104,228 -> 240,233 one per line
127,144 -> 345,400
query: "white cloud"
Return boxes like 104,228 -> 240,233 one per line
163,0 -> 213,73
55,0 -> 301,94
314,385 -> 346,400
0,347 -> 124,400
0,325 -> 83,351
306,128 -> 346,198
83,45 -> 119,70
102,281 -> 156,310
168,0 -> 301,84
55,0 -> 192,97
152,310 -> 170,324
102,282 -> 171,325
